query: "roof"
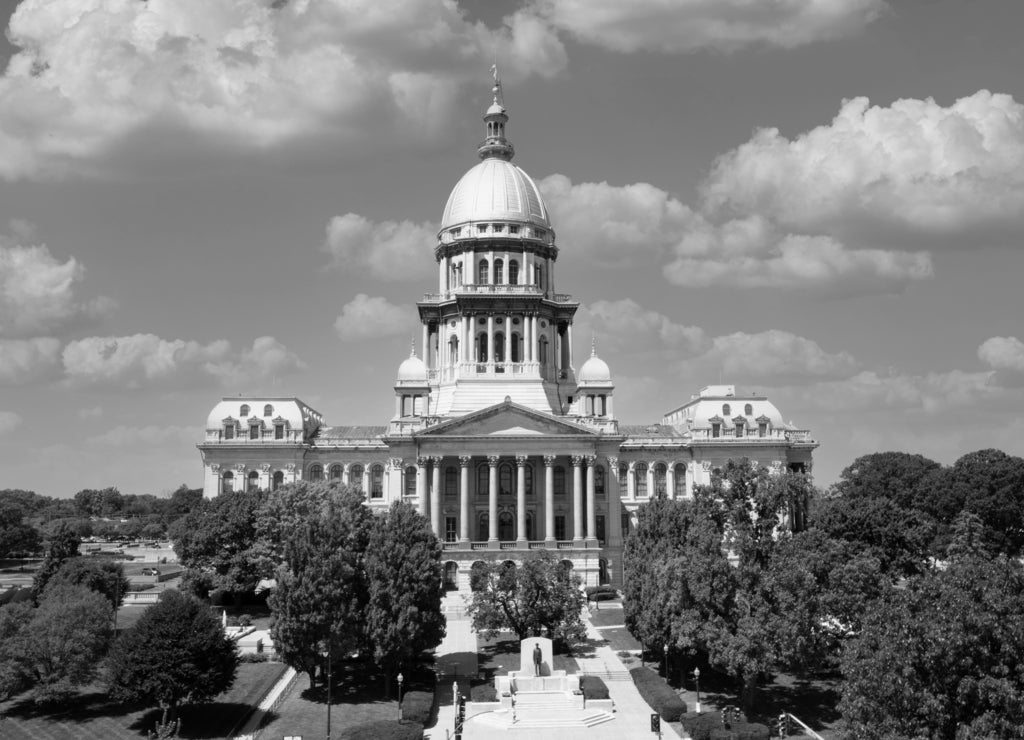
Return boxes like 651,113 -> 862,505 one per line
440,158 -> 550,232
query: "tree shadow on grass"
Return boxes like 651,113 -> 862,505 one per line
1,690 -> 143,723
129,704 -> 280,739
757,673 -> 842,730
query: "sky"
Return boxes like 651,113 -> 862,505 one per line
1,0 -> 1024,498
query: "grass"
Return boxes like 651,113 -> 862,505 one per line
0,661 -> 287,739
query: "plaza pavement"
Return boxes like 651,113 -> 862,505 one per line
428,594 -> 689,740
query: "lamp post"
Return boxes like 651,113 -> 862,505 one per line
693,667 -> 701,714
321,645 -> 333,740
397,672 -> 404,722
663,643 -> 668,682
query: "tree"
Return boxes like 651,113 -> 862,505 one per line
829,452 -> 941,511
0,502 -> 41,557
467,552 -> 586,644
167,484 -> 203,518
107,590 -> 238,721
33,523 -> 81,597
171,488 -> 267,602
73,487 -> 124,518
0,585 -> 113,704
840,556 -> 1024,738
364,502 -> 445,696
269,484 -> 372,687
43,557 -> 130,610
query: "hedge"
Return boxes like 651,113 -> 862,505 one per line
336,720 -> 423,740
471,684 -> 497,702
580,675 -> 610,700
629,666 -> 686,721
681,713 -> 725,740
585,585 -> 619,602
400,689 -> 435,725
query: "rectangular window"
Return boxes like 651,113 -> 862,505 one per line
711,423 -> 721,438
509,225 -> 520,234
274,424 -> 284,440
554,466 -> 566,496
445,467 -> 458,497
224,425 -> 234,440
758,423 -> 767,438
596,515 -> 606,545
735,424 -> 744,438
370,466 -> 383,499
249,425 -> 260,440
445,517 -> 457,542
554,515 -> 566,541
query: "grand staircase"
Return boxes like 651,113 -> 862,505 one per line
473,690 -> 615,730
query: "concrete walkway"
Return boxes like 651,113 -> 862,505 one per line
429,594 -> 689,740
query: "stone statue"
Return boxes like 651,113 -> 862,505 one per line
533,642 -> 542,676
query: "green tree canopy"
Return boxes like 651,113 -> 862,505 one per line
364,501 -> 445,695
43,556 -> 130,610
107,590 -> 238,720
0,502 -> 42,557
840,555 -> 1024,738
32,522 -> 81,597
0,584 -> 113,704
467,552 -> 586,644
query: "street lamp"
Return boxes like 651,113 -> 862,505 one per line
397,672 -> 404,722
693,667 -> 701,714
663,643 -> 668,682
321,645 -> 333,740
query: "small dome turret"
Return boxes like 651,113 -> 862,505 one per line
397,345 -> 428,383
578,341 -> 612,384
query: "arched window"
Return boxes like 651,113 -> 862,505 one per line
509,260 -> 519,285
744,403 -> 753,416
635,462 -> 648,497
477,513 -> 489,541
405,466 -> 417,497
477,333 -> 488,362
330,464 -> 343,480
595,465 -> 606,497
535,265 -> 543,289
494,332 -> 505,362
444,562 -> 458,590
722,403 -> 731,416
247,470 -> 260,492
494,259 -> 504,284
448,336 -> 459,365
511,333 -> 520,362
554,466 -> 566,495
240,404 -> 250,417
498,511 -> 514,540
221,471 -> 234,494
654,463 -> 667,496
618,463 -> 628,490
308,464 -> 323,482
477,259 -> 489,284
526,512 -> 535,540
445,466 -> 458,497
370,464 -> 384,499
272,470 -> 284,491
674,463 -> 687,498
477,464 -> 489,496
264,404 -> 274,417
499,462 -> 514,495
538,336 -> 548,364
350,464 -> 364,490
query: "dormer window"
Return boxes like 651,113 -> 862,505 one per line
735,422 -> 744,438
758,423 -> 767,437
275,424 -> 284,440
476,223 -> 487,232
264,404 -> 274,417
711,423 -> 721,438
240,404 -> 250,416
492,224 -> 504,232
249,424 -> 260,440
224,424 -> 235,440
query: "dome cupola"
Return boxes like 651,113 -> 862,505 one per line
396,344 -> 428,383
578,339 -> 612,385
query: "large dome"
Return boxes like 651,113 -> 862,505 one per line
440,158 -> 550,232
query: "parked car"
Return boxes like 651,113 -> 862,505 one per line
141,567 -> 161,576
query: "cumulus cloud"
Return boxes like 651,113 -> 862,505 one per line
978,336 -> 1024,387
788,369 -> 998,415
540,174 -> 698,265
334,294 -> 415,341
704,91 -> 1024,243
86,424 -> 202,448
678,329 -> 859,385
0,0 -> 566,179
0,338 -> 62,384
0,243 -> 114,337
323,214 -> 436,281
536,0 -> 885,53
0,411 -> 21,435
585,298 -> 707,354
62,334 -> 305,389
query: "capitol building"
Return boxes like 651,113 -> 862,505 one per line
198,78 -> 816,590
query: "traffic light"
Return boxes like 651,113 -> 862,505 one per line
650,713 -> 661,733
777,713 -> 790,737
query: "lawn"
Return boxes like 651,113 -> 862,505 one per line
0,661 -> 287,739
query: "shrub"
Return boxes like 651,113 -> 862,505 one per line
629,666 -> 686,721
471,684 -> 497,702
238,614 -> 253,627
239,652 -> 270,663
400,689 -> 435,725
710,723 -> 770,740
682,712 -> 726,740
580,675 -> 610,700
585,585 -> 619,601
337,720 -> 423,740
0,587 -> 33,606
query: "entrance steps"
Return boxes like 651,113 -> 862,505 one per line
475,705 -> 615,730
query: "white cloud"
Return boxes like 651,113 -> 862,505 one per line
585,298 -> 707,354
703,91 -> 1024,242
536,0 -> 885,53
0,337 -> 62,384
78,406 -> 103,419
323,214 -> 437,282
86,424 -> 202,448
334,294 -> 415,341
0,244 -> 114,337
0,0 -> 566,179
787,369 -> 997,415
978,336 -> 1024,387
62,334 -> 305,389
0,411 -> 21,435
679,329 -> 859,385
539,174 -> 698,265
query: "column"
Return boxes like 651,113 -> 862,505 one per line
486,314 -> 494,367
488,455 -> 499,545
430,456 -> 443,538
461,315 -> 469,362
627,461 -> 636,500
459,456 -> 471,542
422,325 -> 429,368
505,315 -> 512,366
342,462 -> 351,486
667,464 -> 676,500
524,313 -> 532,363
607,456 -> 622,547
585,455 -> 597,542
567,323 -> 574,370
234,464 -> 246,492
516,455 -> 527,544
416,457 -> 428,517
571,455 -> 584,542
544,455 -> 556,543
646,463 -> 655,499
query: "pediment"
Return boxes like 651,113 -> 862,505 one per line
417,401 -> 596,438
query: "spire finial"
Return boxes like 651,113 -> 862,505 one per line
410,338 -> 416,358
591,334 -> 597,357
479,64 -> 514,161
490,62 -> 503,107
